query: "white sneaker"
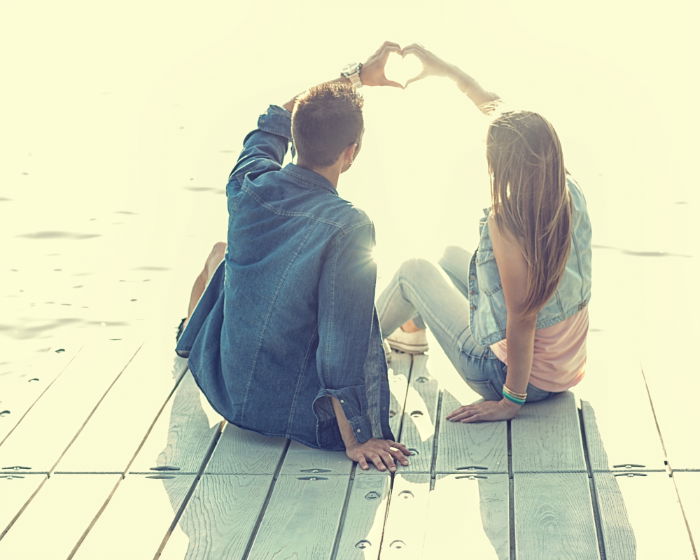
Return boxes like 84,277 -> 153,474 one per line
383,339 -> 392,365
385,327 -> 429,354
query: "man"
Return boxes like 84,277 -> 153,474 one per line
176,42 -> 411,472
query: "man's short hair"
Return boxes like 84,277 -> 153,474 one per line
292,82 -> 364,168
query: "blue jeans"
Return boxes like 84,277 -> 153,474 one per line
376,246 -> 553,403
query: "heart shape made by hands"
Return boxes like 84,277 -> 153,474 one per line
384,51 -> 424,88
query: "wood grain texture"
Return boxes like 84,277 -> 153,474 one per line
595,472 -> 695,559
0,345 -> 80,443
204,423 -> 287,475
0,474 -> 46,538
56,341 -> 188,473
128,370 -> 222,474
422,474 -> 509,560
71,474 -> 196,560
0,474 -> 119,559
158,474 -> 272,560
246,474 -> 349,560
334,473 -> 390,560
396,355 -> 439,473
673,472 -> 700,556
387,351 -> 412,436
279,440 -> 352,476
436,391 -> 508,474
577,331 -> 666,471
511,391 -> 586,472
514,473 -> 599,560
379,474 -> 431,559
0,340 -> 141,473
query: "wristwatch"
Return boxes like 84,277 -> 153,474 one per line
341,62 -> 363,88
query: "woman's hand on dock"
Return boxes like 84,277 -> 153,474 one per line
346,438 -> 411,472
447,398 -> 521,423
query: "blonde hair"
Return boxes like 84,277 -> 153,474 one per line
487,111 -> 572,314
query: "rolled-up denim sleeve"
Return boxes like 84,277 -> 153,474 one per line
314,221 -> 377,446
226,105 -> 292,194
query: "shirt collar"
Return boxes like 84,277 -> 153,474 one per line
281,163 -> 338,195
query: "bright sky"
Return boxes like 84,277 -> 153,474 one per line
1,0 -> 698,366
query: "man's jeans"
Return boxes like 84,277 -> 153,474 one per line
376,246 -> 552,402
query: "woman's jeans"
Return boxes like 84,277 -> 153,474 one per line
376,246 -> 553,403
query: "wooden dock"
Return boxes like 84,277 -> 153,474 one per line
1,330 -> 698,559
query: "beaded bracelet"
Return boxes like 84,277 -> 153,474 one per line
502,385 -> 527,406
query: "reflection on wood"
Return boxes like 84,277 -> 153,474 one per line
514,473 -> 599,559
204,423 -> 287,475
280,440 -> 351,476
380,474 -> 431,559
71,474 -> 195,559
673,472 -> 700,554
595,472 -> 695,559
0,474 -> 46,538
423,474 -> 509,559
511,392 -> 586,472
0,474 -> 119,558
387,351 -> 412,436
0,340 -> 140,473
246,474 -> 349,559
158,474 -> 272,560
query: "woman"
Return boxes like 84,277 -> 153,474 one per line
378,44 -> 592,423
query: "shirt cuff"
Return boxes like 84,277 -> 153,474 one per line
313,386 -> 372,445
257,105 -> 292,142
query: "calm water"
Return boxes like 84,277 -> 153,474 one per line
2,1 -> 698,386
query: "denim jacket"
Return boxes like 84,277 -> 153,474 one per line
176,105 -> 393,450
468,175 -> 592,346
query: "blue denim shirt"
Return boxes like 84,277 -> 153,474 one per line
468,175 -> 592,346
176,105 -> 393,451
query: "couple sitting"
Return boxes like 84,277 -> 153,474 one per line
175,42 -> 592,473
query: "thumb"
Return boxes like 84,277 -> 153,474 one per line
383,79 -> 405,89
405,71 -> 427,87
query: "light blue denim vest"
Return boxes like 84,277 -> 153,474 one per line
467,175 -> 592,346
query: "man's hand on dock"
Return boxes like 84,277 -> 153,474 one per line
346,438 -> 412,472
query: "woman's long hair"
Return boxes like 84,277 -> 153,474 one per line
487,111 -> 572,315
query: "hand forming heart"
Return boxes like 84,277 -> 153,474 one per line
360,42 -> 446,89
383,51 -> 425,89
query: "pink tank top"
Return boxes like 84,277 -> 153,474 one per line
490,307 -> 588,392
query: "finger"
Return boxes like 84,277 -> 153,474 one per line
447,406 -> 469,420
381,451 -> 397,472
370,454 -> 386,472
382,79 -> 405,89
391,442 -> 412,455
450,408 -> 478,422
405,72 -> 427,88
461,413 -> 484,423
401,44 -> 425,56
358,456 -> 369,470
389,447 -> 410,466
379,44 -> 402,63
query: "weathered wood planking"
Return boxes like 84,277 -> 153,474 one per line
0,340 -> 141,473
157,474 -> 273,560
379,474 -> 431,559
513,473 -> 600,559
673,472 -> 700,555
511,391 -> 587,473
595,472 -> 696,559
387,351 -> 412,436
422,474 -> 509,559
246,474 -> 350,559
0,474 -> 119,558
333,474 -> 391,560
280,440 -> 352,476
0,474 -> 46,538
128,371 -> 223,475
56,342 -> 188,473
395,354 -> 439,473
577,331 -> 666,472
0,345 -> 80,443
436,391 -> 508,474
204,423 -> 287,475
70,474 -> 195,559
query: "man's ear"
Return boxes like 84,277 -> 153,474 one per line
340,143 -> 359,173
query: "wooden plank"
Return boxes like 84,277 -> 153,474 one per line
0,474 -> 46,537
511,391 -> 586,472
71,474 -> 195,559
280,440 -> 352,476
334,473 -> 391,560
387,351 -> 412,436
0,345 -> 80,442
436,390 -> 508,473
673,472 -> 700,555
577,331 -> 666,471
55,340 -> 188,473
204,422 -> 287,475
246,474 -> 349,559
128,370 -> 222,474
0,340 -> 141,473
0,474 -> 119,558
595,472 -> 695,559
158,474 -> 272,560
379,473 -> 431,559
394,354 -> 438,473
422,474 -> 509,560
514,473 -> 600,559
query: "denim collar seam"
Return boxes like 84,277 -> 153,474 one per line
241,185 -> 346,228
